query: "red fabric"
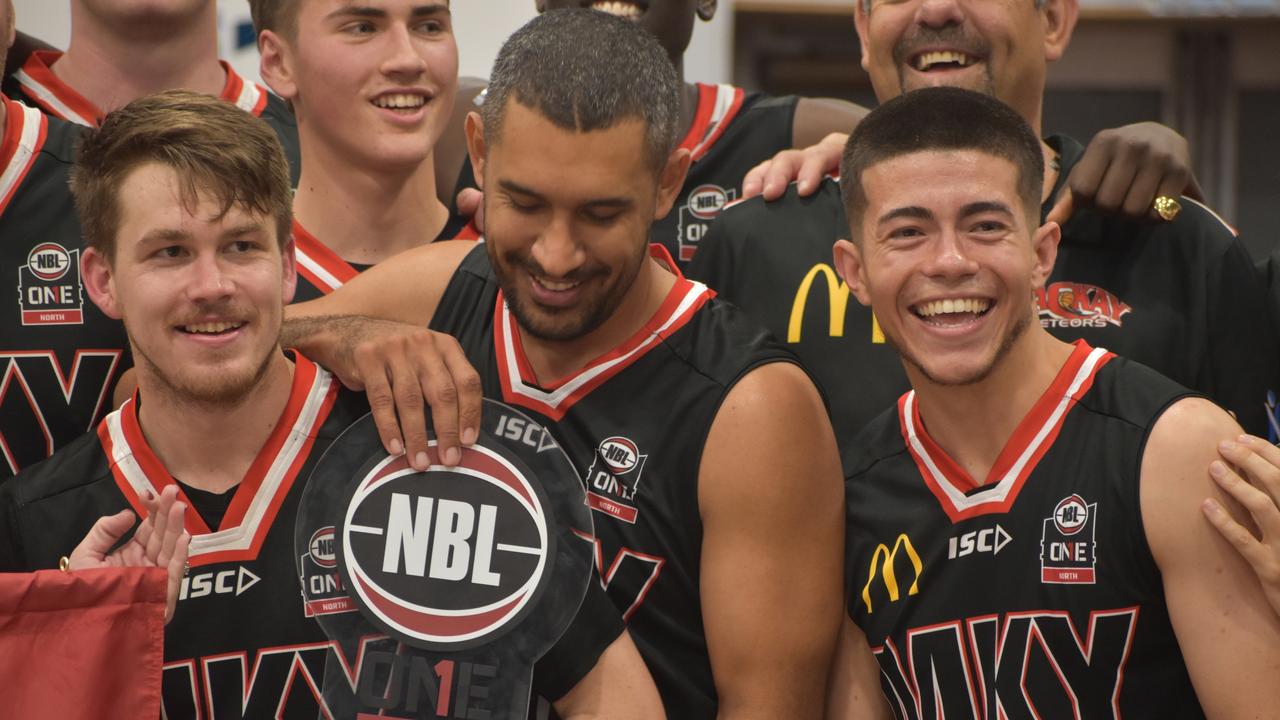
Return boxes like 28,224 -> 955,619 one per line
0,567 -> 165,719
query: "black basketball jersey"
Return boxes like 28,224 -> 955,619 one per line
450,83 -> 796,271
292,216 -> 479,302
689,133 -> 1279,448
0,98 -> 130,480
0,355 -> 620,717
845,341 -> 1204,719
429,244 -> 797,717
5,52 -> 302,185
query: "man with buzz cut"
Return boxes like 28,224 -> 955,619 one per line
0,89 -> 663,720
829,86 -> 1280,718
284,10 -> 846,718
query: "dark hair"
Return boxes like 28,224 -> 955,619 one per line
71,89 -> 293,260
247,0 -> 299,41
480,8 -> 681,172
839,86 -> 1043,236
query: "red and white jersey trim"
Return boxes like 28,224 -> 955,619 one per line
678,83 -> 746,163
494,244 -> 714,420
900,341 -> 1114,523
0,99 -> 47,217
219,62 -> 269,117
97,356 -> 339,566
293,220 -> 358,295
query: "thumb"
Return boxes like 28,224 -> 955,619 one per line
1044,188 -> 1073,227
71,510 -> 138,563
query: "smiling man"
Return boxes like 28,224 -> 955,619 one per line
829,86 -> 1280,719
285,10 -> 845,717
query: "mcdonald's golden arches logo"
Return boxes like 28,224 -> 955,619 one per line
788,263 -> 885,344
861,533 -> 923,613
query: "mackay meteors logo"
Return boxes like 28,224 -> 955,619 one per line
1036,282 -> 1131,329
677,184 -> 735,262
340,448 -> 551,649
584,436 -> 648,524
18,243 -> 85,326
1040,494 -> 1098,584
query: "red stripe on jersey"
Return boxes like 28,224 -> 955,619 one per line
677,84 -> 747,163
494,244 -> 714,420
0,99 -> 48,217
293,220 -> 360,295
12,51 -> 102,126
899,340 -> 1114,523
98,355 -> 339,566
219,62 -> 269,117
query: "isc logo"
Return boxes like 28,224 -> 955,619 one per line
341,445 -> 550,648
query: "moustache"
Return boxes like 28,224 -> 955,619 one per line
892,26 -> 989,68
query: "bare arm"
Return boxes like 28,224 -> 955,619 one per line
1142,398 -> 1280,716
825,617 -> 893,720
1203,434 -> 1280,619
791,97 -> 867,152
553,632 -> 666,720
699,362 -> 845,719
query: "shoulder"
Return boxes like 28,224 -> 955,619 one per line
668,294 -> 797,385
843,402 -> 909,482
5,430 -> 112,508
1075,354 -> 1196,430
37,112 -> 82,165
714,178 -> 845,243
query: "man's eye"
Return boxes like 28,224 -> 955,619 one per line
157,246 -> 184,259
417,20 -> 445,34
229,240 -> 254,253
344,21 -> 375,35
972,221 -> 1006,234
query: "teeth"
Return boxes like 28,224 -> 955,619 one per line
536,277 -> 581,292
914,298 -> 990,318
914,50 -> 974,71
590,1 -> 642,19
374,93 -> 426,110
182,321 -> 243,334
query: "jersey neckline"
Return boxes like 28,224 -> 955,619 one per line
898,339 -> 1114,523
13,51 -> 268,127
97,354 -> 339,567
677,83 -> 746,164
493,244 -> 714,420
0,98 -> 47,217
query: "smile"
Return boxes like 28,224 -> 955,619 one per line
912,50 -> 977,72
179,321 -> 245,335
911,297 -> 991,326
533,276 -> 583,292
589,1 -> 644,20
372,93 -> 427,112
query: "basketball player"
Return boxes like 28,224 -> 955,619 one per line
0,90 -> 660,719
248,0 -> 475,302
283,11 -> 846,717
689,0 -> 1277,445
3,0 -> 301,181
830,86 -> 1280,718
0,0 -> 131,480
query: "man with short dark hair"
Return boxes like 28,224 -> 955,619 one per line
285,10 -> 846,717
830,86 -> 1280,718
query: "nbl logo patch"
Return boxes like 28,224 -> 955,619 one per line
18,243 -> 85,326
1035,282 -> 1131,329
584,435 -> 647,524
676,184 -> 735,262
340,447 -> 550,649
1040,494 -> 1098,584
299,526 -> 356,617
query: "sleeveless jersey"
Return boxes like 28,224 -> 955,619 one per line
689,133 -> 1279,447
845,341 -> 1205,719
450,83 -> 796,271
5,51 -> 302,185
429,243 -> 797,718
292,215 -> 479,302
0,98 -> 130,480
0,355 -> 622,717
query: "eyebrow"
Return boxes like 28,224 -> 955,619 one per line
498,179 -> 635,210
959,201 -> 1014,218
876,206 -> 933,226
327,3 -> 450,21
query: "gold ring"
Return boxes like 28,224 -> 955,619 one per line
1153,195 -> 1181,222
59,555 -> 71,572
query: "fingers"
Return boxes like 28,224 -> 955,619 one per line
413,337 -> 460,468
455,188 -> 481,218
1044,188 -> 1073,227
68,509 -> 138,569
742,159 -> 770,200
1084,139 -> 1139,215
1121,160 -> 1165,219
165,531 -> 191,624
354,339 -> 409,460
143,486 -> 177,565
761,150 -> 804,200
440,334 -> 482,451
1219,437 -> 1280,510
1202,496 -> 1271,573
796,149 -> 833,197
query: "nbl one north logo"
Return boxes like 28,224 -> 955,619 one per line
18,242 -> 86,326
584,435 -> 648,524
340,446 -> 550,648
1035,281 -> 1132,329
1040,494 -> 1098,584
677,184 -> 735,262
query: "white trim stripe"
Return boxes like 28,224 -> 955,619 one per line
296,248 -> 346,293
689,84 -> 738,159
231,80 -> 263,115
501,281 -> 711,409
0,104 -> 44,209
12,70 -> 94,126
904,346 -> 1110,513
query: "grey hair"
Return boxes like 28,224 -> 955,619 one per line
480,9 -> 681,173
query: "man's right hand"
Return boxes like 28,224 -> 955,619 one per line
284,315 -> 482,470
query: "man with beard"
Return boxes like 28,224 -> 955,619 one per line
3,0 -> 300,182
285,10 -> 846,717
0,89 -> 662,720
687,0 -> 1276,447
831,86 -> 1280,718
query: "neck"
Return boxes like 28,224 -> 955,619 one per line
907,327 -> 1074,484
519,254 -> 676,383
135,352 -> 295,495
57,4 -> 224,114
293,141 -> 448,264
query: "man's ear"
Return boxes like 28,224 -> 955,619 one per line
1041,0 -> 1078,63
654,148 -> 692,221
697,0 -> 717,22
1030,221 -> 1061,289
280,235 -> 298,306
258,29 -> 297,101
853,2 -> 872,72
833,239 -> 872,307
464,112 -> 488,189
82,247 -> 122,320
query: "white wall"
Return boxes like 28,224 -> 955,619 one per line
11,0 -> 733,85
